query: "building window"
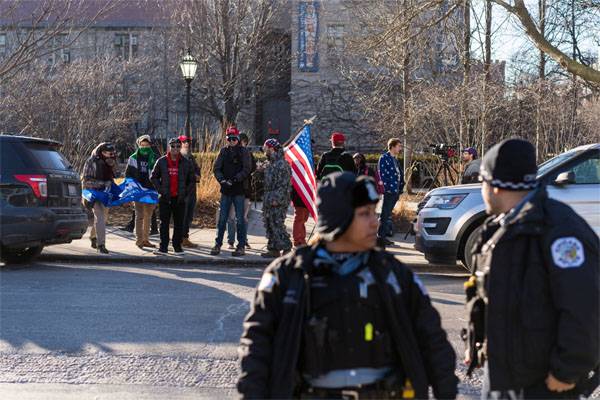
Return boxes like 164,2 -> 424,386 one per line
327,24 -> 344,49
46,34 -> 70,65
0,33 -> 6,56
114,33 -> 138,61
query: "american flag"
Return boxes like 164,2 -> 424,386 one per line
284,123 -> 318,221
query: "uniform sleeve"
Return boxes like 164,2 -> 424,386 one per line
544,227 -> 599,384
406,269 -> 458,399
237,264 -> 284,399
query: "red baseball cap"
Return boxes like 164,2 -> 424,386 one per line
331,132 -> 345,143
178,135 -> 190,143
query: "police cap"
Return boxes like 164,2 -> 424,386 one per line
316,172 -> 380,241
480,138 -> 538,190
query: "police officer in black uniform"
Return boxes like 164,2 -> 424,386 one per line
238,172 -> 457,399
464,138 -> 599,399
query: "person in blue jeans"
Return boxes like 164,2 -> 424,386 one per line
377,138 -> 404,249
210,127 -> 252,256
227,133 -> 256,249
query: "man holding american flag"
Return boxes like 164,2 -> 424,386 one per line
283,118 -> 319,237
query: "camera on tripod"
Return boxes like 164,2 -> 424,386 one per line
429,144 -> 458,160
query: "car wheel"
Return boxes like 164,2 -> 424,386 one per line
461,225 -> 483,271
0,245 -> 44,265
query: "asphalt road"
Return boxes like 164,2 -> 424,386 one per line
0,261 -> 480,399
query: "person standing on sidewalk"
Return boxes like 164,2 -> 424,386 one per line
150,137 -> 195,255
82,142 -> 118,254
315,131 -> 356,180
125,135 -> 158,250
291,186 -> 309,248
227,133 -> 256,250
260,139 -> 292,258
178,135 -> 201,248
377,138 -> 405,249
211,127 -> 252,256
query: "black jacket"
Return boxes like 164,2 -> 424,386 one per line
150,155 -> 195,203
316,148 -> 356,180
213,145 -> 252,196
237,244 -> 458,399
472,188 -> 599,391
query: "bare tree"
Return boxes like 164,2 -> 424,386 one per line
169,0 -> 287,131
492,0 -> 600,83
0,0 -> 116,82
0,57 -> 151,171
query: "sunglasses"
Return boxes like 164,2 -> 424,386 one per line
170,144 -> 182,148
227,137 -> 239,142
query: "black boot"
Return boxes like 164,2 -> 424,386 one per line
97,245 -> 109,254
90,237 -> 97,249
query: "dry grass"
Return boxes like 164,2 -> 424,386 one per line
391,193 -> 423,233
194,152 -> 220,228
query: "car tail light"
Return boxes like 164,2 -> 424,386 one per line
14,175 -> 48,200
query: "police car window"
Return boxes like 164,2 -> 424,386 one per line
537,150 -> 583,178
570,155 -> 600,184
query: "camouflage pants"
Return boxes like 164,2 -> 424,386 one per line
263,205 -> 292,252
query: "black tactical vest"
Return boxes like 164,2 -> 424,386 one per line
300,264 -> 400,378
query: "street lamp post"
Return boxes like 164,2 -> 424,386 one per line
179,49 -> 198,143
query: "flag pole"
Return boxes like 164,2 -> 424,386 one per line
283,115 -> 317,147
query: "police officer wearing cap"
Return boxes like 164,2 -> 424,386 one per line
464,138 -> 599,399
238,172 -> 457,399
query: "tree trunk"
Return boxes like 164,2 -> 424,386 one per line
460,0 -> 471,151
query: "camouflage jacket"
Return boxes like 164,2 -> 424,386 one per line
263,148 -> 291,208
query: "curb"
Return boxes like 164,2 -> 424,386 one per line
37,253 -> 271,267
37,254 -> 469,275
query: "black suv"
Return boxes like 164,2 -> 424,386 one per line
0,135 -> 88,264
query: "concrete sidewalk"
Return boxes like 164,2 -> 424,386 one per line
40,203 -> 462,271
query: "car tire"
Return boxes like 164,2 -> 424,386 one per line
0,245 -> 44,265
461,225 -> 483,271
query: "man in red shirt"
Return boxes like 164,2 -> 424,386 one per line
150,137 -> 195,255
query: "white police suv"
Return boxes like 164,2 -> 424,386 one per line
414,143 -> 600,270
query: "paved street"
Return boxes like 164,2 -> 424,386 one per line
0,261 -> 479,399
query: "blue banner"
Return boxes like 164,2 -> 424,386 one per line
298,1 -> 319,72
83,178 -> 158,207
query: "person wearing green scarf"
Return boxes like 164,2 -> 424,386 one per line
125,135 -> 158,249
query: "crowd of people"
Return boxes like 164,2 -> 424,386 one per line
82,129 -> 484,256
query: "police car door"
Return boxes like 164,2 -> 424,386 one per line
546,149 -> 600,237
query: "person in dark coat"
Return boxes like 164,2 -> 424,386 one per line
150,137 -> 195,255
210,127 -> 252,256
465,138 -> 599,399
178,135 -> 201,248
315,131 -> 356,180
238,172 -> 458,399
460,147 -> 481,184
227,133 -> 256,249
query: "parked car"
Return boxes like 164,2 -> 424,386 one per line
0,135 -> 88,264
414,143 -> 600,270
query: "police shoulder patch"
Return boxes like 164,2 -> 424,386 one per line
551,237 -> 585,269
258,272 -> 277,293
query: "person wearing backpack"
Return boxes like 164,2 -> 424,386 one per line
315,131 -> 356,180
